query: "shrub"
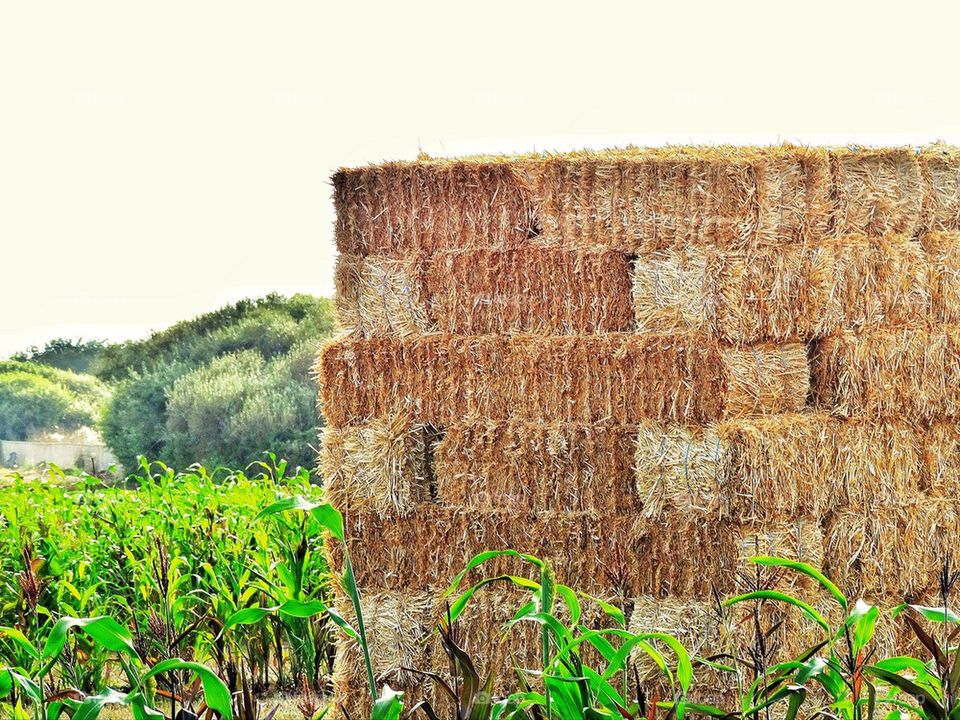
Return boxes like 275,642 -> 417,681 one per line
12,338 -> 106,374
98,361 -> 186,470
94,294 -> 335,380
0,370 -> 103,440
164,342 -> 320,470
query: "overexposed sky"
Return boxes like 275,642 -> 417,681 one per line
3,1 -> 960,357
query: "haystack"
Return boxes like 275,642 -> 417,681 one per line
321,144 -> 960,712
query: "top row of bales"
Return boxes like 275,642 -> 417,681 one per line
333,145 -> 960,256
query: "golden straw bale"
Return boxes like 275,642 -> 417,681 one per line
524,145 -> 831,252
922,421 -> 960,498
332,590 -> 436,688
831,420 -> 925,508
919,144 -> 960,234
328,591 -> 436,720
637,414 -> 925,523
426,248 -> 635,335
332,161 -> 535,256
921,232 -> 960,323
635,422 -> 723,519
828,235 -> 930,331
707,243 -> 836,343
317,334 -> 810,427
428,587 -> 622,699
829,147 -> 922,237
632,251 -> 708,334
434,421 -> 638,512
812,326 -> 960,421
320,414 -> 432,517
823,500 -> 960,601
628,597 -> 731,685
736,522 -> 825,592
719,343 -> 810,418
333,254 -> 432,337
633,236 -> 929,343
326,508 -> 740,599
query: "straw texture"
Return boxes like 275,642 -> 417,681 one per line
434,421 -> 638,512
326,508 -> 740,598
318,334 -> 809,426
633,235 -> 932,342
636,415 -> 927,522
323,144 -> 960,711
812,326 -> 960,421
320,414 -> 433,517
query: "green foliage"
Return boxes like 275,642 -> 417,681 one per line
97,362 -> 186,470
0,461 -> 330,719
96,294 -> 333,470
163,341 -> 320,470
12,339 -> 106,375
93,294 -> 334,380
0,363 -> 110,441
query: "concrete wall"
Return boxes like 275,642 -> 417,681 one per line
0,439 -> 119,473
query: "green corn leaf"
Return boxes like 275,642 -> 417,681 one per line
71,688 -> 132,720
749,557 -> 846,610
445,550 -> 544,595
143,659 -> 232,720
371,685 -> 404,720
724,590 -> 831,631
42,616 -> 136,660
891,604 -> 960,624
0,627 -> 39,661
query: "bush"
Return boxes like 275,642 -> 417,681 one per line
0,365 -> 108,440
94,294 -> 335,380
12,338 -> 106,374
98,361 -> 187,470
164,342 -> 321,470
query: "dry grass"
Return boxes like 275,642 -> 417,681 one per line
812,325 -> 960,421
318,333 -> 808,426
434,421 -> 638,512
326,508 -> 740,599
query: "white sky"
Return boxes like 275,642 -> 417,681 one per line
4,0 -> 960,358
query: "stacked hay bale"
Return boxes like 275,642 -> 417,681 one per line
319,144 -> 960,714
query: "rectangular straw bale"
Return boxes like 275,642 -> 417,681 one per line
326,508 -> 740,599
333,253 -> 433,337
635,421 -> 723,518
922,421 -> 960,498
921,232 -> 960,323
823,500 -> 960,601
319,414 -> 432,517
525,145 -> 831,251
329,591 -> 436,720
829,147 -> 922,237
628,597 -> 731,686
831,419 -> 925,508
431,587 -> 621,698
812,326 -> 960,421
634,236 -> 929,343
637,414 -> 925,523
426,248 -> 635,335
317,334 -> 810,427
919,144 -> 960,234
736,521 -> 824,592
727,234 -> 930,338
333,160 -> 535,256
434,421 -> 639,512
332,590 -> 436,688
632,250 -> 708,334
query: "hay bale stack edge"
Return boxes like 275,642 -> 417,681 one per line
320,144 -> 960,715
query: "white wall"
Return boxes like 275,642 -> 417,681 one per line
0,440 -> 119,473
